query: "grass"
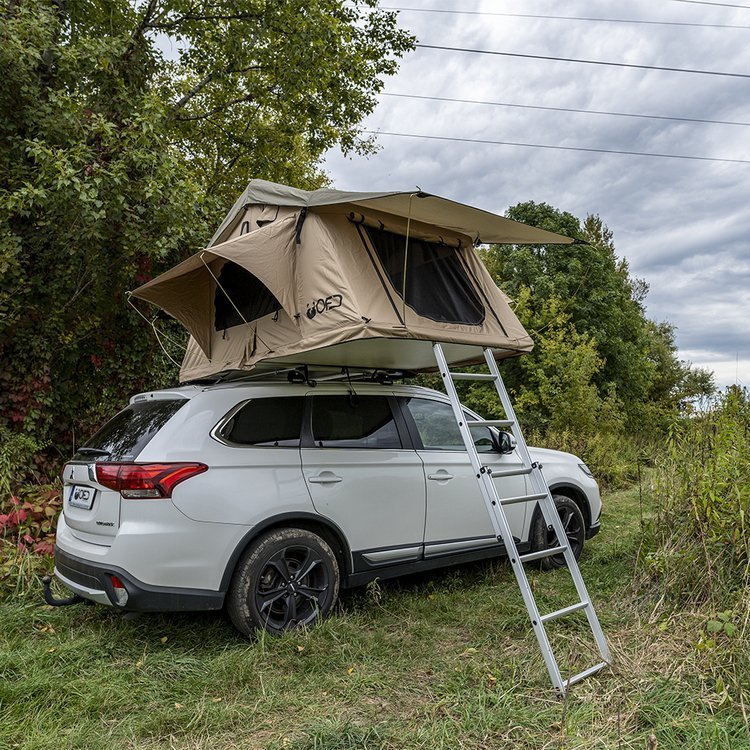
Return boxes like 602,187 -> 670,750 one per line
2,481 -> 749,749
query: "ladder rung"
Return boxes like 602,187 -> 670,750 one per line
449,372 -> 497,381
519,545 -> 567,563
564,662 -> 608,688
488,466 -> 532,479
540,601 -> 589,623
466,419 -> 514,428
499,492 -> 547,507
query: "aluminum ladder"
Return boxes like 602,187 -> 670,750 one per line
433,343 -> 610,694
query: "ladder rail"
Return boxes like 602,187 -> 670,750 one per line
432,343 -> 610,694
482,349 -> 612,667
433,343 -> 566,691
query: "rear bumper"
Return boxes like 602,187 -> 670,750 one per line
585,521 -> 601,540
54,546 -> 225,612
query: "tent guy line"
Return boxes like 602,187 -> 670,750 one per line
363,131 -> 750,165
414,44 -> 750,79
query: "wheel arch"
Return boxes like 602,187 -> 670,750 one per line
219,512 -> 352,592
547,483 -> 592,530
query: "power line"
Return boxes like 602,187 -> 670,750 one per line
415,43 -> 750,79
382,92 -> 750,128
383,7 -> 750,30
669,0 -> 750,8
364,130 -> 750,164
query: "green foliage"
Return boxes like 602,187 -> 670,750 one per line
481,202 -> 714,437
0,425 -> 45,494
642,387 -> 750,603
0,0 -> 413,474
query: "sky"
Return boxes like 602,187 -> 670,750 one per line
323,0 -> 750,389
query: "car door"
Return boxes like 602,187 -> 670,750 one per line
300,393 -> 426,568
399,396 -> 528,558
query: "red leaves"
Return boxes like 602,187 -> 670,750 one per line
0,485 -> 61,557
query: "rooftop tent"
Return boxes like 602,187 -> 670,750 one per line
131,180 -> 576,381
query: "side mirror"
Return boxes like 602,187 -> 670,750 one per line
493,430 -> 517,454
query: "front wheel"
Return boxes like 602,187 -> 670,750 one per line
227,528 -> 340,636
530,494 -> 586,570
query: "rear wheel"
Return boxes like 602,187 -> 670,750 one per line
531,494 -> 586,570
227,528 -> 340,636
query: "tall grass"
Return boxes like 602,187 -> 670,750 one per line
642,387 -> 750,602
640,388 -> 750,711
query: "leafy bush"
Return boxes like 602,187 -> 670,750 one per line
0,485 -> 61,556
0,484 -> 60,598
528,428 -> 644,491
642,387 -> 750,602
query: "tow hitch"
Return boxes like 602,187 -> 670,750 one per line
42,575 -> 89,607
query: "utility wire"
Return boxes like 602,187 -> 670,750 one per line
415,43 -> 750,79
668,0 -> 750,8
383,7 -> 750,30
364,130 -> 750,164
382,92 -> 750,128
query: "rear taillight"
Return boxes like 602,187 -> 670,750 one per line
95,463 -> 208,499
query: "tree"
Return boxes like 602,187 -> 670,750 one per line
0,0 -> 413,474
481,202 -> 713,432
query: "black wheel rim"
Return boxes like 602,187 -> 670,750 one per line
546,505 -> 583,562
254,545 -> 329,630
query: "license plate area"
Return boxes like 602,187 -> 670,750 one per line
68,485 -> 96,510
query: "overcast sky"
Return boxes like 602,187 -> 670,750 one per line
323,0 -> 750,389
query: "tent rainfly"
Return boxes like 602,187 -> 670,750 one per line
131,180 -> 576,382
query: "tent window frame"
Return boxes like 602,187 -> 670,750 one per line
363,225 -> 486,327
213,260 -> 282,332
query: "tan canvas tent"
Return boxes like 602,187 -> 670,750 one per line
131,180 -> 575,381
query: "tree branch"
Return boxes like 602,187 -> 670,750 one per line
148,10 -> 264,30
173,93 -> 256,122
171,65 -> 262,111
130,0 -> 160,43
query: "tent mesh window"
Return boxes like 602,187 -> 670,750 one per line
214,261 -> 282,331
365,226 -> 485,325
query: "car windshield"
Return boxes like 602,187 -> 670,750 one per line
74,399 -> 187,461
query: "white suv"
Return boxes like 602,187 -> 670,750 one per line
54,378 -> 601,635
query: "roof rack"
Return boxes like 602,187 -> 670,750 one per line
183,365 -> 416,387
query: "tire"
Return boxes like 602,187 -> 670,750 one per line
530,494 -> 586,571
227,528 -> 340,636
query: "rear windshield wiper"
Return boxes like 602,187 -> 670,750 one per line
75,447 -> 111,457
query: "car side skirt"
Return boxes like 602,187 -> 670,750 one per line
345,540 -> 530,588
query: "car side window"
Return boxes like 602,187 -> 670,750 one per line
404,398 -> 496,453
404,398 -> 463,450
220,397 -> 304,447
310,395 -> 402,449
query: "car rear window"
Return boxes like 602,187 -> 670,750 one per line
75,399 -> 187,461
220,397 -> 304,447
310,395 -> 402,449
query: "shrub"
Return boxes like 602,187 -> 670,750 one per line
0,484 -> 61,556
641,387 -> 750,602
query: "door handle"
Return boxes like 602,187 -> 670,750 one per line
428,472 -> 454,481
308,472 -> 343,484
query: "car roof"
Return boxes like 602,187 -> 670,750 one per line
131,380 -> 450,403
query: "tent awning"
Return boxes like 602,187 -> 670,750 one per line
132,215 -> 298,356
209,180 -> 577,247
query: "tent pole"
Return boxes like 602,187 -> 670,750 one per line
199,253 -> 252,329
401,192 -> 418,326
